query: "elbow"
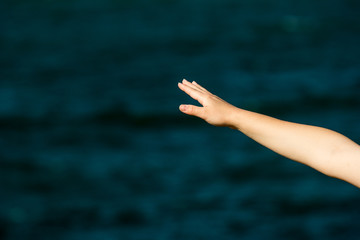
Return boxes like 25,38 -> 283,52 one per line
322,144 -> 360,188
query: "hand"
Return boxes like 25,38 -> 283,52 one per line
178,79 -> 238,128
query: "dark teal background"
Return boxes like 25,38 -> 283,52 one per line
1,0 -> 360,239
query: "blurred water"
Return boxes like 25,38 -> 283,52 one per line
1,0 -> 360,239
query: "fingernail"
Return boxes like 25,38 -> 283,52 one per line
180,105 -> 187,111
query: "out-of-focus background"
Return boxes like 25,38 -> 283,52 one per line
1,0 -> 360,239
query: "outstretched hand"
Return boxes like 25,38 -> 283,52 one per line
178,79 -> 238,128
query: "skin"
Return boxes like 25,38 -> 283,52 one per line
178,79 -> 360,188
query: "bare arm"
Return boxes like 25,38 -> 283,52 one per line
178,79 -> 360,188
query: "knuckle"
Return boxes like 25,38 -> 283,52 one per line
204,94 -> 211,101
189,105 -> 196,114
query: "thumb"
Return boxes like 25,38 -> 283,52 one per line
179,104 -> 204,118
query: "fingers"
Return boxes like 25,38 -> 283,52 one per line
178,80 -> 205,105
178,80 -> 210,120
181,79 -> 204,94
179,104 -> 204,118
192,81 -> 210,93
181,79 -> 208,93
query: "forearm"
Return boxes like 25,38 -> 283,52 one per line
230,107 -> 360,186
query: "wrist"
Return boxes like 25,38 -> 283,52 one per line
225,106 -> 243,130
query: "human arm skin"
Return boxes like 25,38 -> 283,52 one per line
178,79 -> 360,188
